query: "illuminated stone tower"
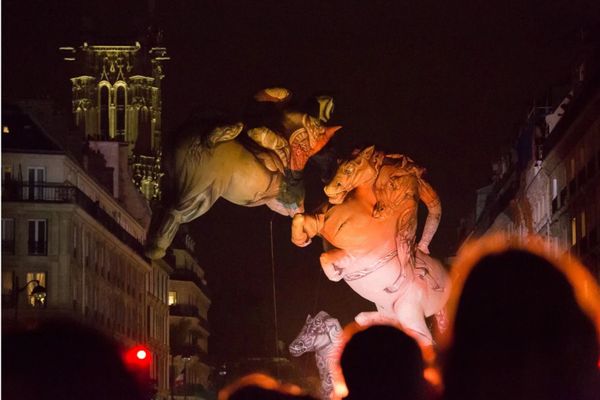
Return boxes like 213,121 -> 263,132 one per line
60,39 -> 169,201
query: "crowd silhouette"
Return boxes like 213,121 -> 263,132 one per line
3,320 -> 146,400
442,238 -> 600,400
3,235 -> 599,400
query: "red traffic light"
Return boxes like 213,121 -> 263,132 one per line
136,349 -> 147,360
124,345 -> 152,369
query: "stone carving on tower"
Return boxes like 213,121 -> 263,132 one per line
60,40 -> 169,201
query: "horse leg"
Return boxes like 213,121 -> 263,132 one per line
291,214 -> 319,247
354,311 -> 396,326
146,191 -> 217,259
355,311 -> 382,326
393,298 -> 433,346
320,248 -> 353,282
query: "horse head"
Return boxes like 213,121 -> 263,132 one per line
289,311 -> 341,356
286,113 -> 341,171
325,145 -> 379,204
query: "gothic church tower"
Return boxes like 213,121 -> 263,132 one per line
60,35 -> 169,201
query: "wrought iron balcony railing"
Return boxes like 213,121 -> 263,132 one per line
2,182 -> 147,260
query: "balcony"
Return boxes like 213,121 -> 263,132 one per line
170,269 -> 209,296
169,304 -> 210,331
170,303 -> 200,318
2,182 -> 147,260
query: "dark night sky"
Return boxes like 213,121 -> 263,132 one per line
3,0 -> 599,361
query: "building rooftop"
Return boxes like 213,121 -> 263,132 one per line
2,104 -> 64,154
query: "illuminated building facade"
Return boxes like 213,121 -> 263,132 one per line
167,231 -> 212,399
60,40 -> 169,201
461,48 -> 600,281
1,103 -> 171,398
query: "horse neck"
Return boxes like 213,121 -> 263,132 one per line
353,176 -> 377,202
314,351 -> 334,391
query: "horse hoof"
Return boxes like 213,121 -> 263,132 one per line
145,246 -> 166,260
354,313 -> 369,326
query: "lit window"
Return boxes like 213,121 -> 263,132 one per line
571,217 -> 577,246
26,272 -> 46,306
168,291 -> 177,305
552,178 -> 558,199
28,219 -> 47,255
2,270 -> 14,296
3,126 -> 9,134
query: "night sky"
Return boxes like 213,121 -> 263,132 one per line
3,0 -> 599,362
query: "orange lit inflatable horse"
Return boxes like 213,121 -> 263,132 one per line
291,146 -> 450,344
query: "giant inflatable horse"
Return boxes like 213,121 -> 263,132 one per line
291,146 -> 450,344
289,311 -> 344,400
146,89 -> 340,259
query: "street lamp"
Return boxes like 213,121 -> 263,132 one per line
14,277 -> 47,323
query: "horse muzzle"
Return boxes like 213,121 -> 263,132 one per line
324,185 -> 348,204
288,342 -> 307,356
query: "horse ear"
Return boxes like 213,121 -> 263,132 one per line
360,145 -> 375,160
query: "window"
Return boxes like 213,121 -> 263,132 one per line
2,270 -> 15,298
571,217 -> 577,246
115,85 -> 126,137
27,167 -> 45,200
28,167 -> 45,183
2,218 -> 15,254
28,219 -> 47,255
99,84 -> 110,139
168,291 -> 177,305
26,272 -> 46,307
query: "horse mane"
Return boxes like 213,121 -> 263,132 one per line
373,153 -> 426,217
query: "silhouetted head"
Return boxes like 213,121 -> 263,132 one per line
340,324 -> 427,400
2,319 -> 145,400
443,235 -> 600,400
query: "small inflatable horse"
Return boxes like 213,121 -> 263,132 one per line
146,89 -> 340,259
289,311 -> 344,400
291,146 -> 450,344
